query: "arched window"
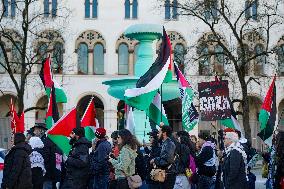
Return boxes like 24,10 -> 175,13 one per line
165,0 -> 170,19
278,44 -> 284,76
12,42 -> 21,63
252,0 -> 257,20
254,44 -> 264,75
118,43 -> 129,75
3,0 -> 8,17
92,0 -> 98,18
204,0 -> 218,20
44,0 -> 49,17
245,1 -> 251,19
93,43 -> 104,75
125,0 -> 130,19
39,43 -> 48,62
132,0 -> 138,19
52,0 -> 57,17
52,42 -> 63,73
78,43 -> 88,74
214,45 -> 225,73
199,46 -> 210,75
172,0 -> 178,19
11,0 -> 16,17
174,44 -> 185,73
0,46 -> 5,73
85,0 -> 91,18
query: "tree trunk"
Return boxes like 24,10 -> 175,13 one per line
240,79 -> 251,140
17,92 -> 24,116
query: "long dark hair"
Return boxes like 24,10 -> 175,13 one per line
118,129 -> 137,151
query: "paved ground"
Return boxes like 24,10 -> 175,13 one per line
252,167 -> 267,189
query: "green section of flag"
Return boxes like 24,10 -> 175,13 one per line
147,103 -> 169,126
259,109 -> 270,131
220,118 -> 235,129
84,126 -> 95,141
48,135 -> 71,155
182,88 -> 197,132
164,70 -> 173,83
125,90 -> 157,111
46,87 -> 67,103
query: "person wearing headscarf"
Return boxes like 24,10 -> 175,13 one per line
223,131 -> 247,189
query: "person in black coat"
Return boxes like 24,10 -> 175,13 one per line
90,128 -> 111,189
32,123 -> 57,189
61,127 -> 91,189
1,133 -> 33,189
144,129 -> 161,189
223,132 -> 247,189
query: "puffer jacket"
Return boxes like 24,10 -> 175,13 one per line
154,137 -> 176,173
61,137 -> 92,189
90,138 -> 112,176
1,142 -> 33,189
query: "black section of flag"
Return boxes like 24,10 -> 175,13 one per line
136,28 -> 170,88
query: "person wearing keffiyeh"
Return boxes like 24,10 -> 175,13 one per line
223,132 -> 248,189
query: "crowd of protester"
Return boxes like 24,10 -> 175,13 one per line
1,122 -> 284,189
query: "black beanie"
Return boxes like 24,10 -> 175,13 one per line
14,133 -> 26,145
72,127 -> 85,138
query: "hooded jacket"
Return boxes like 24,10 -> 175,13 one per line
61,137 -> 91,189
1,142 -> 33,189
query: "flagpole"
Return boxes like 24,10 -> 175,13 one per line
160,84 -> 163,124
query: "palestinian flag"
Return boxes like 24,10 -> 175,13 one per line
174,63 -> 198,132
146,92 -> 169,126
45,87 -> 71,155
48,108 -> 78,137
81,97 -> 97,141
126,107 -> 135,134
10,98 -> 25,134
257,76 -> 276,143
124,27 -> 172,111
220,100 -> 244,138
40,57 -> 67,103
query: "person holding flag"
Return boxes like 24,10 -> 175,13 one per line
61,127 -> 91,189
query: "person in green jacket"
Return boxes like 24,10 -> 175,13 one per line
110,129 -> 137,189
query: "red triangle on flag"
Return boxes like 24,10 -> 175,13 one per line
43,57 -> 54,88
81,97 -> 96,127
47,108 -> 77,137
261,76 -> 276,112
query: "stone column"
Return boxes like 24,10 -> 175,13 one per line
88,50 -> 93,74
129,50 -> 134,75
104,109 -> 118,137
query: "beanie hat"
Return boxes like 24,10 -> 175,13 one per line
225,132 -> 239,143
223,128 -> 236,133
95,128 -> 106,139
14,132 -> 26,145
72,127 -> 85,138
111,130 -> 119,140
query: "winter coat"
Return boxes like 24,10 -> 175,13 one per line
223,149 -> 248,189
145,143 -> 161,184
175,143 -> 191,175
135,147 -> 146,181
196,142 -> 216,177
110,145 -> 137,179
61,137 -> 91,189
154,137 -> 176,174
1,142 -> 33,189
41,135 -> 57,181
90,139 -> 112,176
